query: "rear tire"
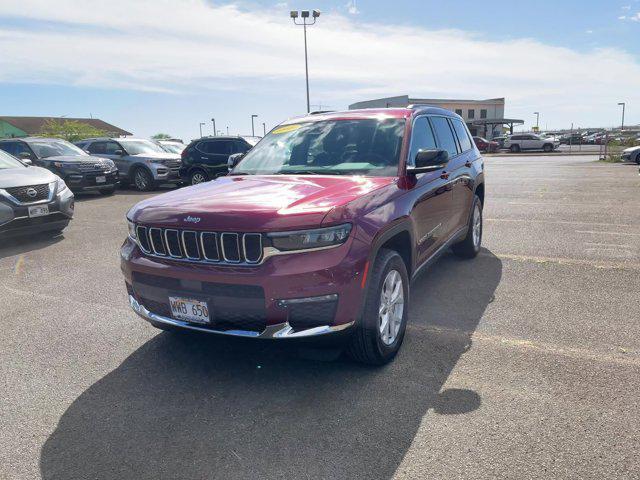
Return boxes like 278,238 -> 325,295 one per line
133,167 -> 155,192
347,249 -> 409,365
452,195 -> 482,259
635,153 -> 640,165
510,144 -> 520,153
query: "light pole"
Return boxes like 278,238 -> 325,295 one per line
533,112 -> 540,131
290,9 -> 321,113
262,122 -> 266,136
199,122 -> 205,138
226,126 -> 229,135
618,102 -> 626,130
251,114 -> 258,136
211,118 -> 216,136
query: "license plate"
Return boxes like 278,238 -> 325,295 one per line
96,176 -> 106,183
28,205 -> 49,217
169,296 -> 210,324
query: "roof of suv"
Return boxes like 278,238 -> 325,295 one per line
0,137 -> 75,143
281,106 -> 459,126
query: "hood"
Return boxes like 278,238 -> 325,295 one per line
0,166 -> 56,189
131,152 -> 181,160
128,175 -> 396,231
623,146 -> 640,153
40,154 -> 108,163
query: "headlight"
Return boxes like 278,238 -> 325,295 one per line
52,177 -> 68,195
52,161 -> 77,170
127,219 -> 137,240
145,159 -> 165,165
267,224 -> 352,251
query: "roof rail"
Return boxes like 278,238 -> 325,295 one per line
407,104 -> 437,109
309,110 -> 335,115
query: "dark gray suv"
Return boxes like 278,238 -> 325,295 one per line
76,138 -> 182,191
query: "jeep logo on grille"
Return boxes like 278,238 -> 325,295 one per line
26,188 -> 38,198
184,216 -> 201,224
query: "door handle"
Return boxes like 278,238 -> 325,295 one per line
465,161 -> 472,168
440,171 -> 449,180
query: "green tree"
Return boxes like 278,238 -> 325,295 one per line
151,133 -> 172,140
39,119 -> 107,142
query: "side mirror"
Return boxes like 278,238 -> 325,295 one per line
21,158 -> 32,165
113,149 -> 125,156
19,151 -> 33,161
227,153 -> 245,171
407,149 -> 449,174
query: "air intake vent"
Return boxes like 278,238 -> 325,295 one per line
134,226 -> 263,266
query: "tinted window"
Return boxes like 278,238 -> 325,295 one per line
105,141 -> 122,154
451,119 -> 473,152
429,117 -> 459,157
468,109 -> 475,119
233,141 -> 251,154
201,141 -> 231,155
0,142 -> 19,156
510,135 -> 523,141
87,142 -> 106,154
408,117 -> 437,165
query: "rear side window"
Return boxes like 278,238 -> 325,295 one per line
451,119 -> 473,152
408,117 -> 437,165
429,117 -> 459,158
200,141 -> 231,155
0,142 -> 18,156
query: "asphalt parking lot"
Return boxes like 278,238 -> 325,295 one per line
1,154 -> 639,480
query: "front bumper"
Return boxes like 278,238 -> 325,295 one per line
129,295 -> 354,338
150,164 -> 181,183
0,187 -> 74,237
63,169 -> 119,191
121,233 -> 368,339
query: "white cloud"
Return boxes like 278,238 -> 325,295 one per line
619,11 -> 640,21
585,29 -> 593,34
345,0 -> 360,15
0,0 -> 639,127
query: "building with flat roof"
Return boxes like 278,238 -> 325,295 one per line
349,95 -> 523,139
0,116 -> 131,139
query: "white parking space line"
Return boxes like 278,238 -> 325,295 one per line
577,230 -> 640,237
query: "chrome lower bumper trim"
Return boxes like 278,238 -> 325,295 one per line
128,295 -> 354,339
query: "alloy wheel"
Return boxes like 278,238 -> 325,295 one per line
135,170 -> 149,190
191,173 -> 207,185
378,269 -> 404,346
472,203 -> 482,248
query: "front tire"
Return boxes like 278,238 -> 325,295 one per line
347,249 -> 409,365
510,144 -> 520,153
190,169 -> 209,185
543,143 -> 553,152
452,195 -> 483,259
133,167 -> 155,192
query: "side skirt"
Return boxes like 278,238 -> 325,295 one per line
411,226 -> 468,281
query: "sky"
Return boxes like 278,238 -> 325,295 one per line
0,0 -> 639,140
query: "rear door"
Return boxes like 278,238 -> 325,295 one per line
407,116 -> 454,266
196,140 -> 233,174
449,118 -> 477,232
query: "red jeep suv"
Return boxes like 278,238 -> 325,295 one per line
121,106 -> 485,364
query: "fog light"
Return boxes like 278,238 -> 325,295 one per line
277,294 -> 338,308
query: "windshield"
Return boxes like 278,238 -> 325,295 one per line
30,139 -> 88,158
120,139 -> 166,155
159,142 -> 185,154
232,118 -> 405,176
0,149 -> 25,169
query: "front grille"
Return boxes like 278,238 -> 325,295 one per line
135,225 -> 263,265
4,184 -> 50,203
78,161 -> 111,172
166,160 -> 181,170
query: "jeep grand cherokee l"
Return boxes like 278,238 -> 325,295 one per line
0,138 -> 118,195
121,107 -> 485,364
0,149 -> 74,238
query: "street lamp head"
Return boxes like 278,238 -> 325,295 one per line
252,114 -> 258,118
618,102 -> 625,106
301,10 -> 310,18
290,10 -> 298,18
312,9 -> 321,18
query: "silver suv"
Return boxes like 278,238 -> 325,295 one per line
503,134 -> 559,153
76,138 -> 182,191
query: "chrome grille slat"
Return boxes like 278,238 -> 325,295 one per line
221,232 -> 240,263
134,226 -> 262,266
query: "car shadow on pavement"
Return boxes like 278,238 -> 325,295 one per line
0,232 -> 64,259
40,249 -> 502,480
